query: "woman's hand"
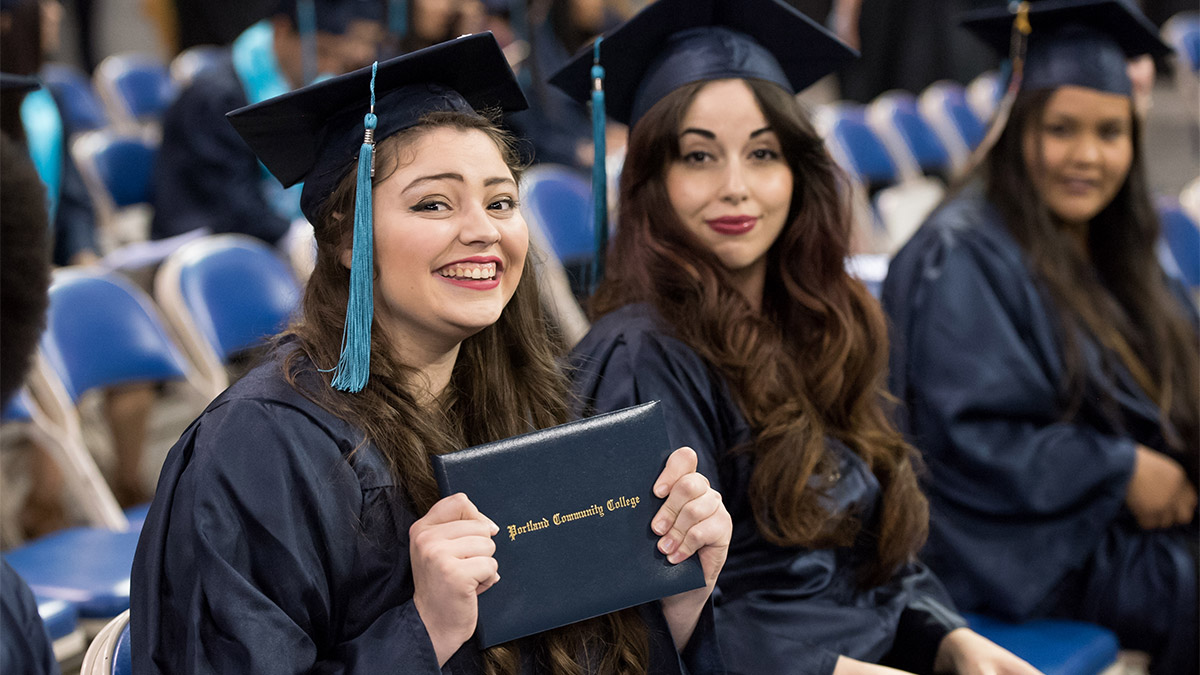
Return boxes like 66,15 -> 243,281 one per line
654,447 -> 732,651
410,493 -> 500,666
1125,446 -> 1197,530
934,628 -> 1043,675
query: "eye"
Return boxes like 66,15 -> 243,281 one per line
412,199 -> 450,212
1097,123 -> 1128,141
681,150 -> 713,165
1043,122 -> 1073,137
750,148 -> 781,161
488,197 -> 518,211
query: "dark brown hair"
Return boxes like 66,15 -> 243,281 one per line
985,88 -> 1199,469
592,79 -> 929,586
279,111 -> 648,674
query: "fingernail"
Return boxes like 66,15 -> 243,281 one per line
654,483 -> 667,497
668,551 -> 683,564
652,518 -> 667,535
659,537 -> 674,554
488,519 -> 499,533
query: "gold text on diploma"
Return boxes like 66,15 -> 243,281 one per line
505,494 -> 644,541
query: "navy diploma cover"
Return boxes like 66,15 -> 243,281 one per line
431,401 -> 706,647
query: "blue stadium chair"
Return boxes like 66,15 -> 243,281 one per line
519,164 -> 592,346
965,613 -> 1119,675
1157,197 -> 1200,289
966,70 -> 1003,129
1163,12 -> 1200,74
918,81 -> 986,174
155,234 -> 301,399
72,128 -> 159,250
93,53 -> 177,128
80,609 -> 131,673
38,596 -> 86,665
815,104 -> 901,189
169,44 -> 225,86
40,63 -> 110,134
867,91 -> 953,179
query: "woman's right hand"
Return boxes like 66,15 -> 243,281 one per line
1125,446 -> 1197,530
410,493 -> 501,666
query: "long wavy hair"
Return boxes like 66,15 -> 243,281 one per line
984,88 -> 1199,472
280,111 -> 648,674
592,79 -> 929,586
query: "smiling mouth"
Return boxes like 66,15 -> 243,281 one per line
436,261 -> 498,280
706,216 -> 758,235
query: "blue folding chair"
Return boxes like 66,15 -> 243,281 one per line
155,234 -> 301,398
519,164 -> 593,345
80,609 -> 131,673
966,70 -> 1003,127
918,81 -> 987,174
93,53 -> 177,128
816,104 -> 901,190
40,63 -> 110,134
965,613 -> 1119,675
1163,12 -> 1200,74
1157,197 -> 1200,289
38,595 -> 86,666
71,128 -> 159,250
867,91 -> 953,180
169,44 -> 225,86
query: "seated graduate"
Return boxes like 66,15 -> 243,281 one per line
881,2 -> 1197,673
150,0 -> 386,246
131,33 -> 730,674
553,1 -> 1035,673
0,78 -> 58,674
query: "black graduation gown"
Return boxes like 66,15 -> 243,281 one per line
131,351 -> 723,675
149,54 -> 291,245
882,189 -> 1198,674
570,304 -> 965,675
0,559 -> 60,675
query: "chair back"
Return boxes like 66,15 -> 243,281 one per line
169,44 -> 225,86
1163,12 -> 1200,74
1158,198 -> 1200,289
41,268 -> 196,403
94,53 -> 177,127
40,63 -> 110,134
80,609 -> 130,674
814,104 -> 900,189
918,81 -> 986,173
965,613 -> 1118,675
867,91 -> 952,180
155,235 -> 300,397
966,70 -> 1003,126
72,129 -> 159,251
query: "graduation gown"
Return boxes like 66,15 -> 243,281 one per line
882,189 -> 1198,674
131,349 -> 723,675
150,54 -> 291,245
571,304 -> 965,675
0,560 -> 59,675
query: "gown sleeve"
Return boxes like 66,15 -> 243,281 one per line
150,68 -> 291,245
0,560 -> 60,675
131,399 -> 442,674
887,218 -> 1138,619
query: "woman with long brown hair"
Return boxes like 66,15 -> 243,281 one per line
555,1 -> 1034,673
131,33 -> 730,674
883,3 -> 1197,673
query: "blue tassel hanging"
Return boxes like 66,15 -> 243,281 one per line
297,0 -> 318,85
589,38 -> 608,294
329,62 -> 379,392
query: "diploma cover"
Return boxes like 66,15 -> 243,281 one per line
431,401 -> 706,648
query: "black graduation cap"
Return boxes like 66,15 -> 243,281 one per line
227,32 -> 526,393
0,73 -> 40,93
227,31 -> 526,223
961,0 -> 1172,96
270,0 -> 385,35
548,0 -> 857,127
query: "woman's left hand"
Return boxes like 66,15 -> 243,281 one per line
653,447 -> 731,650
934,628 -> 1044,675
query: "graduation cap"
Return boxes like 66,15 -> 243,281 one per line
228,32 -> 527,392
0,72 -> 40,93
961,0 -> 1172,97
548,0 -> 855,291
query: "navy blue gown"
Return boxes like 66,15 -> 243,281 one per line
131,348 -> 723,674
571,304 -> 966,675
882,189 -> 1198,674
150,54 -> 291,245
0,559 -> 59,675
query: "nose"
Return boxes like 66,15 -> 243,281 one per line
719,157 -> 749,205
458,204 -> 502,247
1070,133 -> 1102,167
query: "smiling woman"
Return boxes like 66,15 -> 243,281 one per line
130,33 -> 731,675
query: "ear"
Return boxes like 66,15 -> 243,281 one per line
339,246 -> 353,270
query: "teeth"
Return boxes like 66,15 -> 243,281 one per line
438,262 -> 497,280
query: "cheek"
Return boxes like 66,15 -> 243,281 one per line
665,168 -> 706,220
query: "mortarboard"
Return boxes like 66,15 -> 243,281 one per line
0,72 -> 41,93
228,32 -> 527,392
548,0 -> 855,290
961,0 -> 1172,97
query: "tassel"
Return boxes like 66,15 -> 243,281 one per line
329,62 -> 379,392
589,38 -> 608,294
297,0 -> 318,85
962,1 -> 1030,175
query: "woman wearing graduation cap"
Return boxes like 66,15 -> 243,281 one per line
555,1 -> 1037,673
131,33 -> 731,675
882,2 -> 1197,672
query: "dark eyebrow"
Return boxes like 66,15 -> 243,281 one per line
484,176 -> 516,188
404,173 -> 516,191
749,127 -> 775,138
679,126 -> 776,140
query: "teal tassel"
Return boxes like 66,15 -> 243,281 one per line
329,63 -> 379,392
589,38 -> 608,293
389,0 -> 407,40
297,0 -> 318,85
